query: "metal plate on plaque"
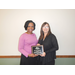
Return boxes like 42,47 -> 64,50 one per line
32,45 -> 44,55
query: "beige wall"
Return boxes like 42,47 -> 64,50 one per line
0,9 -> 75,55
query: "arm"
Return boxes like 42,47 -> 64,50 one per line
45,35 -> 59,53
18,35 -> 29,57
37,39 -> 46,57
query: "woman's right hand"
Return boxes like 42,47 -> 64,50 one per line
37,43 -> 40,46
28,43 -> 40,57
28,53 -> 38,57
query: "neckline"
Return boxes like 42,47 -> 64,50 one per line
43,33 -> 52,41
25,32 -> 34,35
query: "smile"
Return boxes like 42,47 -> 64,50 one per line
29,29 -> 33,31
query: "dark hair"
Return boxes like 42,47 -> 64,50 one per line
24,20 -> 36,30
39,22 -> 52,40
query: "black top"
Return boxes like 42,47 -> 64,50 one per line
38,33 -> 59,64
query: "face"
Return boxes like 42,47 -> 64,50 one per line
42,24 -> 49,33
27,22 -> 34,33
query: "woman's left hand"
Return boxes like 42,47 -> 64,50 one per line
40,52 -> 46,57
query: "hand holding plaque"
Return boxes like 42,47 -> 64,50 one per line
31,45 -> 44,55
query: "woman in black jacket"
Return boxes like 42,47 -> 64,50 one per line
37,22 -> 59,65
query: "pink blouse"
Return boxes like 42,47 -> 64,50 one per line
18,33 -> 38,57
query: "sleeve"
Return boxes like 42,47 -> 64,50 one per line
45,35 -> 59,53
18,35 -> 29,57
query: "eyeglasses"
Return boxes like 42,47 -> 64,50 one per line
43,26 -> 49,29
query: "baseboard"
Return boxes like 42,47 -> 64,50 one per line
0,55 -> 75,58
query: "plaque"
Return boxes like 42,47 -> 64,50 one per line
31,45 -> 44,55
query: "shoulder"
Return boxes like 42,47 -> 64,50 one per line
49,33 -> 58,42
49,33 -> 56,37
19,33 -> 26,39
48,33 -> 57,40
32,33 -> 37,36
32,33 -> 36,35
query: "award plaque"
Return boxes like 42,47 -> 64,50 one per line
31,45 -> 44,55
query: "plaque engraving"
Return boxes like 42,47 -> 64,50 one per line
32,45 -> 44,55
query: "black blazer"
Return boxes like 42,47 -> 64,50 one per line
38,33 -> 59,64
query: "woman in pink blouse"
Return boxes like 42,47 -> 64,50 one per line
18,20 -> 38,65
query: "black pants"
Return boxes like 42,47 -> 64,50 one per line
37,56 -> 55,65
20,54 -> 37,65
20,54 -> 55,65
37,60 -> 55,65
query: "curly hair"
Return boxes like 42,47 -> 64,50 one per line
24,20 -> 36,30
